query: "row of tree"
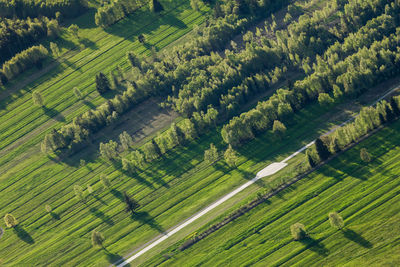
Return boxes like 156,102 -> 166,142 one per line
0,0 -> 86,19
1,44 -> 49,81
306,96 -> 400,167
0,17 -> 60,67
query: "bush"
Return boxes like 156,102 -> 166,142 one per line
328,212 -> 344,229
4,213 -> 18,228
290,223 -> 307,240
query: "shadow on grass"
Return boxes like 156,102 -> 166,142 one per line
111,189 -> 124,201
43,106 -> 65,122
105,249 -> 128,266
342,228 -> 372,248
93,194 -> 108,206
300,236 -> 329,256
79,37 -> 99,50
89,207 -> 114,226
14,225 -> 34,244
120,168 -> 155,189
132,211 -> 165,233
83,99 -> 96,109
50,211 -> 60,220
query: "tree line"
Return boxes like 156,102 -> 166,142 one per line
0,0 -> 86,19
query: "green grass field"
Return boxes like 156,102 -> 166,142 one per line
0,0 -> 209,167
142,119 -> 400,267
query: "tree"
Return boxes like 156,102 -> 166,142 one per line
272,120 -> 287,139
73,87 -> 83,100
95,72 -> 111,94
119,131 -> 134,151
50,42 -> 60,58
190,0 -> 199,11
224,145 -> 239,167
123,192 -> 140,215
328,212 -> 344,229
91,230 -> 105,248
149,0 -> 164,12
74,185 -> 85,202
143,141 -> 159,161
99,140 -> 118,161
87,184 -> 94,194
127,51 -> 141,70
360,148 -> 371,162
138,34 -> 146,44
45,204 -> 52,213
68,24 -> 79,39
100,174 -> 111,189
290,223 -> 307,240
390,97 -> 400,116
315,138 -> 330,161
32,91 -> 44,107
4,213 -> 18,228
318,93 -> 334,106
204,143 -> 218,164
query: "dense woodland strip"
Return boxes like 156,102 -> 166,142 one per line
95,0 -> 147,28
0,0 -> 86,19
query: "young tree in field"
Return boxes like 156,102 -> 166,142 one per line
68,24 -> 79,39
315,138 -> 330,161
224,145 -> 239,167
190,0 -> 199,11
45,204 -> 52,213
32,91 -> 44,107
272,120 -> 287,139
360,148 -> 371,163
204,143 -> 218,164
149,0 -> 164,12
123,192 -> 140,215
87,184 -> 94,194
119,131 -> 134,151
138,34 -> 146,44
95,72 -> 111,94
73,87 -> 83,100
328,212 -> 344,230
100,174 -> 111,189
318,93 -> 334,106
290,223 -> 307,240
99,140 -> 119,161
50,42 -> 60,58
74,185 -> 85,202
4,213 -> 18,228
91,230 -> 105,249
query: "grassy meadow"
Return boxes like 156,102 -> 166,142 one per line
142,117 -> 400,267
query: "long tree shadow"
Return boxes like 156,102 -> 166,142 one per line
342,228 -> 372,248
83,100 -> 96,109
120,169 -> 155,189
79,37 -> 99,50
111,189 -> 124,201
104,249 -> 129,266
132,211 -> 165,233
43,106 -> 65,122
93,194 -> 108,206
141,168 -> 170,188
300,236 -> 329,256
89,206 -> 114,226
50,211 -> 60,220
13,225 -> 34,244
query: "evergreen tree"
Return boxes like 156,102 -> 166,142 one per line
95,72 -> 111,94
204,143 -> 218,164
149,0 -> 164,12
328,212 -> 344,229
123,192 -> 140,215
224,145 -> 239,167
138,34 -> 146,44
32,91 -> 44,107
315,138 -> 330,161
91,230 -> 105,248
4,213 -> 18,228
290,223 -> 307,241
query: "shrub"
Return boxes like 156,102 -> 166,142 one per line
290,223 -> 307,240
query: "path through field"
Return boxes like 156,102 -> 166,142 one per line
114,83 -> 400,267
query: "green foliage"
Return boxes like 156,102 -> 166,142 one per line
272,120 -> 287,139
360,148 -> 371,163
87,184 -> 94,194
318,93 -> 334,106
100,174 -> 111,189
290,223 -> 307,241
68,24 -> 79,39
45,204 -> 52,213
73,185 -> 85,202
95,0 -> 145,28
149,0 -> 164,13
95,72 -> 111,94
99,140 -> 119,161
73,87 -> 83,100
315,138 -> 330,161
50,42 -> 60,58
91,230 -> 105,248
328,212 -> 344,229
4,213 -> 18,228
224,145 -> 239,167
119,131 -> 134,151
204,143 -> 218,164
32,91 -> 44,107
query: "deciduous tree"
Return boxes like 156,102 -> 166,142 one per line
290,223 -> 307,240
4,213 -> 18,228
328,212 -> 344,229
